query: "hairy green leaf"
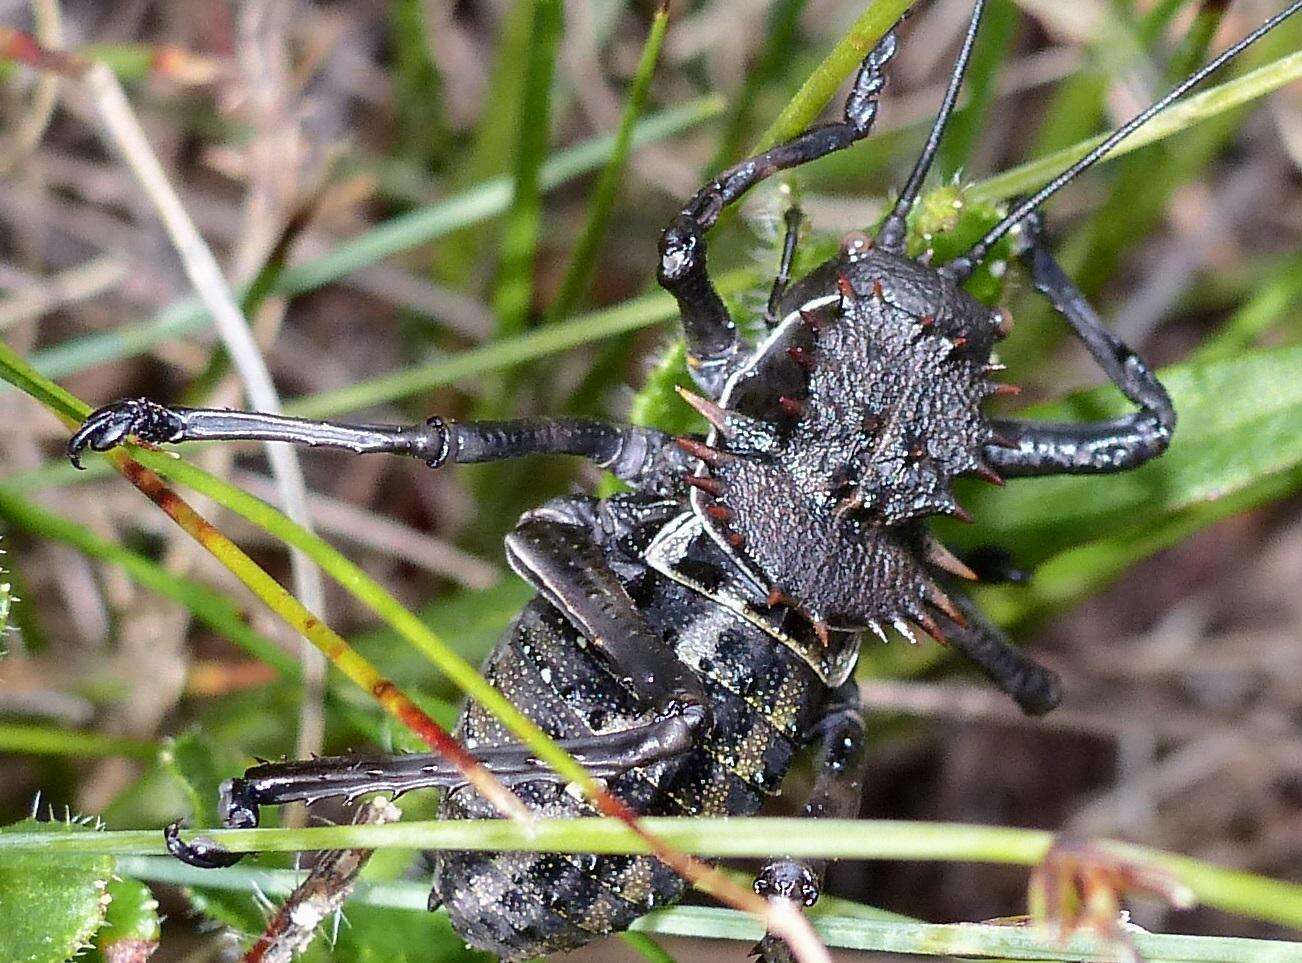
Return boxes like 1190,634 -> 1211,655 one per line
0,818 -> 115,963
86,877 -> 160,963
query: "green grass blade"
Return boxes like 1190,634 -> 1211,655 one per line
545,4 -> 671,322
633,908 -> 1302,962
0,486 -> 296,675
619,931 -> 679,963
23,50 -> 1290,400
751,0 -> 913,152
1189,266 -> 1302,365
969,50 -> 1302,204
491,0 -> 563,340
437,0 -> 539,284
0,723 -> 156,760
14,817 -> 1302,929
387,0 -> 446,163
22,97 -> 723,382
107,857 -> 1302,962
285,266 -> 759,418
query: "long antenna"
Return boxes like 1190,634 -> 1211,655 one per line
943,0 -> 1302,280
878,0 -> 987,253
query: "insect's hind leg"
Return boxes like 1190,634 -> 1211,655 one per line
165,713 -> 706,869
752,679 -> 868,963
658,22 -> 901,396
983,210 -> 1176,478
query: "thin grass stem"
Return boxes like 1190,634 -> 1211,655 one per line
545,3 -> 671,322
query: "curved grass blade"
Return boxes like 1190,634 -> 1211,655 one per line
22,97 -> 723,382
0,486 -> 295,675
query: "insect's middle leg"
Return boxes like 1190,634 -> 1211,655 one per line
984,211 -> 1176,478
752,679 -> 868,963
658,22 -> 901,396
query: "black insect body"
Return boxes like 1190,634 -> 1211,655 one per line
65,2 -> 1299,959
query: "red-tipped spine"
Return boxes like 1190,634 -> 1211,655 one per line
684,473 -> 724,495
676,437 -> 731,465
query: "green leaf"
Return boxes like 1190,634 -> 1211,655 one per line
0,818 -> 115,963
86,877 -> 160,962
958,345 -> 1302,560
299,904 -> 491,963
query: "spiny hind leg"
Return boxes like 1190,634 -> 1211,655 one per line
752,680 -> 868,963
169,505 -> 711,871
165,708 -> 707,870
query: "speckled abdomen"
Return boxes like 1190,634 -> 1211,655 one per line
430,585 -> 828,960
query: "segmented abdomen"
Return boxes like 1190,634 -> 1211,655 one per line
431,585 -> 826,960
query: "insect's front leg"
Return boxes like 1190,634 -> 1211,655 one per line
67,400 -> 684,489
658,21 -> 900,396
984,211 -> 1176,478
752,680 -> 868,963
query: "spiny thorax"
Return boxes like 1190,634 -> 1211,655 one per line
675,247 -> 1014,642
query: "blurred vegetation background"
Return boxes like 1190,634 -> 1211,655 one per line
0,0 -> 1299,960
